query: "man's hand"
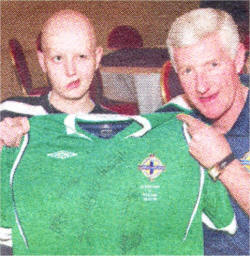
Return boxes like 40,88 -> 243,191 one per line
0,117 -> 30,151
177,114 -> 232,168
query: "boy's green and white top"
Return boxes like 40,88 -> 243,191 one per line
1,112 -> 236,255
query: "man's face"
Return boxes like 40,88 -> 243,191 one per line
174,33 -> 241,120
39,27 -> 102,101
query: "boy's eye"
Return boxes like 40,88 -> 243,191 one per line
79,54 -> 87,59
211,62 -> 218,67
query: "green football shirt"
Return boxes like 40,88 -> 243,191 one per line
1,113 -> 236,255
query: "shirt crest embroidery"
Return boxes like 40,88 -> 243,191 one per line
138,154 -> 166,181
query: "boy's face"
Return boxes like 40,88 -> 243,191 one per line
174,33 -> 243,121
38,24 -> 102,102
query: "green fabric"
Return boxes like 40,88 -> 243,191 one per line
1,113 -> 234,255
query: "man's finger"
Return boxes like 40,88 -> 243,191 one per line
176,114 -> 200,126
177,113 -> 207,135
177,113 -> 206,128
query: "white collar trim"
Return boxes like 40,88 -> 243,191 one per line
64,113 -> 152,140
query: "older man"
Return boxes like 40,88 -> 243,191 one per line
159,8 -> 249,255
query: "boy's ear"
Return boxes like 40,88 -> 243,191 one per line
37,50 -> 47,73
234,43 -> 246,74
95,46 -> 103,69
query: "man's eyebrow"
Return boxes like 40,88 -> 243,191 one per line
204,59 -> 219,66
178,64 -> 192,71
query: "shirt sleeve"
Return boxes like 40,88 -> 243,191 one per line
201,171 -> 237,235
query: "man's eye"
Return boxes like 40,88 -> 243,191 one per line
184,68 -> 192,74
211,62 -> 218,67
53,56 -> 62,62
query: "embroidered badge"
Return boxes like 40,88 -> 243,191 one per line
240,151 -> 250,171
47,150 -> 77,159
138,154 -> 166,181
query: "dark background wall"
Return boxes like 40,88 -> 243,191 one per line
1,0 -> 200,100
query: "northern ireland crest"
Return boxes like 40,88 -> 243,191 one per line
138,154 -> 166,181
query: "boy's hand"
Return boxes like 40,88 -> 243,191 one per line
0,117 -> 30,151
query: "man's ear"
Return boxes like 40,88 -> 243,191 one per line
95,46 -> 103,70
37,50 -> 47,73
234,43 -> 246,74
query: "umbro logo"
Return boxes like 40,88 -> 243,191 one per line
47,150 -> 78,159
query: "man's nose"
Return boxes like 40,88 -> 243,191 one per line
196,71 -> 209,94
65,58 -> 76,77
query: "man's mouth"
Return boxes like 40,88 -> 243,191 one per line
199,92 -> 218,103
67,79 -> 80,89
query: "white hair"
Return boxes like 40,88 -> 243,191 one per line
167,8 -> 240,69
